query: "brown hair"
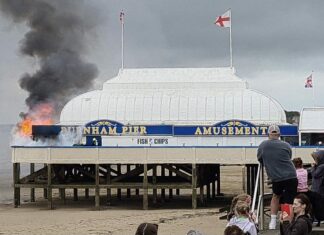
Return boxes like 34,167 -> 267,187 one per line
135,223 -> 158,235
224,225 -> 244,235
294,194 -> 312,216
235,201 -> 250,216
292,157 -> 303,168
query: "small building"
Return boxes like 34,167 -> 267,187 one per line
299,107 -> 324,146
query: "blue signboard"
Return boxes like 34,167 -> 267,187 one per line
82,119 -> 298,137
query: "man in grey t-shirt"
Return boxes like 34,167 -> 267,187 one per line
257,124 -> 297,230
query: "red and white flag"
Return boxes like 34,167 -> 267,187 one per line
214,10 -> 231,28
305,74 -> 313,88
120,11 -> 125,24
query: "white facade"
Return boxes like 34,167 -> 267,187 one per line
299,107 -> 324,145
60,67 -> 287,146
60,67 -> 286,126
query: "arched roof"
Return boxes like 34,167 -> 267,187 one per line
60,67 -> 286,125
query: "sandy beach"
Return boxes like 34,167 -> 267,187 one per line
0,125 -> 246,235
0,164 -> 240,235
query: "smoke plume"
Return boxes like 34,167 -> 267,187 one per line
0,0 -> 99,119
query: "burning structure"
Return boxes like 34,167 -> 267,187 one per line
0,0 -> 99,141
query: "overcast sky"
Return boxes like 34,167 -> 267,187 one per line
0,0 -> 323,124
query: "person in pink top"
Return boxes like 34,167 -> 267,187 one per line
292,158 -> 308,192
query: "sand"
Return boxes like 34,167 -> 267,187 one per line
0,166 -> 246,235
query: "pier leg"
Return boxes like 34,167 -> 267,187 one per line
85,188 -> 89,199
73,188 -> 78,201
95,164 -> 100,210
212,175 -> 216,199
192,163 -> 197,209
143,164 -> 148,210
200,185 -> 204,205
43,164 -> 48,199
207,183 -> 210,200
169,167 -> 173,199
216,164 -> 221,195
176,166 -> 180,196
13,163 -> 20,207
30,163 -> 35,202
59,188 -> 66,204
106,164 -> 111,206
47,164 -> 53,209
161,165 -> 165,202
117,164 -> 121,200
153,165 -> 157,204
127,165 -> 131,198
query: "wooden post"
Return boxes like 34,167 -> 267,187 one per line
117,164 -> 121,200
127,165 -> 131,198
200,185 -> 204,205
206,183 -> 210,200
212,166 -> 216,199
192,163 -> 197,209
95,164 -> 100,209
30,163 -> 35,202
47,164 -> 53,209
106,164 -> 111,205
161,165 -> 165,202
169,167 -> 173,199
13,163 -> 20,207
153,165 -> 157,204
73,188 -> 78,201
59,188 -> 66,204
143,164 -> 148,210
216,164 -> 221,195
43,164 -> 48,199
136,164 -> 140,196
85,188 -> 89,199
176,166 -> 180,196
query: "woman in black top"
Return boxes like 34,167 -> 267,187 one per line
280,194 -> 312,235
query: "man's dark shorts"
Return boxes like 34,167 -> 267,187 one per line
272,178 -> 298,204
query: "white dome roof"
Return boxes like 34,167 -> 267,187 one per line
60,67 -> 286,125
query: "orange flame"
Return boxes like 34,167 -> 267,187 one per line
18,103 -> 55,136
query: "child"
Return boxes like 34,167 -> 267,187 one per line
292,157 -> 308,192
227,201 -> 258,235
227,193 -> 252,221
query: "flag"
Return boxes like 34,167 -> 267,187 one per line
214,10 -> 231,28
120,11 -> 124,24
305,74 -> 313,88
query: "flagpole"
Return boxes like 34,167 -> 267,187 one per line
121,11 -> 124,71
229,9 -> 233,68
312,71 -> 315,106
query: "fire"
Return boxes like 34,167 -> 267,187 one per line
18,103 -> 55,136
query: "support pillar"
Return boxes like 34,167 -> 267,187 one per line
30,163 -> 35,202
47,164 -> 53,209
143,164 -> 148,210
13,163 -> 20,207
153,165 -> 157,204
106,164 -> 111,205
192,163 -> 197,209
95,164 -> 100,210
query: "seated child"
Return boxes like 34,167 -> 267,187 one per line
227,201 -> 258,235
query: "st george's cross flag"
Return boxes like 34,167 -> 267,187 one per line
305,74 -> 313,88
214,10 -> 231,28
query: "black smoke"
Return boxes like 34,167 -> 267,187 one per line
0,0 -> 99,119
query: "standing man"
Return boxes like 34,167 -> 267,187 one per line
257,124 -> 297,230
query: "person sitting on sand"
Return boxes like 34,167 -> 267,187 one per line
135,223 -> 158,235
227,201 -> 258,235
227,193 -> 252,221
187,230 -> 203,235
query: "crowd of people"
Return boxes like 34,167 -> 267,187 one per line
134,125 -> 324,235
